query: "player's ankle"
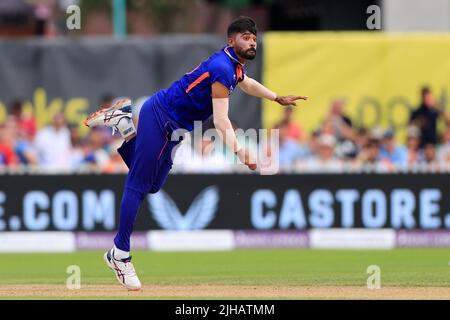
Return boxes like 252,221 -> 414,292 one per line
117,116 -> 137,140
124,132 -> 137,142
113,245 -> 130,260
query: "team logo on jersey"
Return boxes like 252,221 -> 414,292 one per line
148,186 -> 219,230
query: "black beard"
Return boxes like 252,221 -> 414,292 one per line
237,47 -> 257,60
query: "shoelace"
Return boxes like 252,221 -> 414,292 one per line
121,261 -> 137,277
111,114 -> 131,136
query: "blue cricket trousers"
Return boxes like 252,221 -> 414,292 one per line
113,96 -> 180,251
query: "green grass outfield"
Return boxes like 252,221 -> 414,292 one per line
0,249 -> 449,299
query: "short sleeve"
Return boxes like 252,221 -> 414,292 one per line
208,59 -> 233,89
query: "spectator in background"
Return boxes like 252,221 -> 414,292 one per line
171,132 -> 194,172
174,133 -> 231,174
68,124 -> 85,169
9,100 -> 39,167
274,106 -> 305,142
293,128 -> 321,162
9,100 -> 37,139
34,2 -> 54,37
357,137 -> 381,164
410,86 -> 450,147
325,99 -> 354,140
437,125 -> 450,163
356,135 -> 393,172
196,135 -> 231,173
322,99 -> 357,159
306,129 -> 321,157
99,94 -> 114,110
10,115 -> 38,166
34,112 -> 72,171
300,134 -> 342,172
422,143 -> 437,164
406,126 -> 423,166
0,123 -> 17,167
420,143 -> 439,172
277,121 -> 306,167
379,128 -> 407,167
81,128 -> 110,170
103,138 -> 129,174
355,127 -> 369,153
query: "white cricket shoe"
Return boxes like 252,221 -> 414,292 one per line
103,248 -> 142,291
84,98 -> 136,139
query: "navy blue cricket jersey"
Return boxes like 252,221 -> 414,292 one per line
152,46 -> 246,131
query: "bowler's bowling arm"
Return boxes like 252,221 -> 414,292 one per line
211,81 -> 242,154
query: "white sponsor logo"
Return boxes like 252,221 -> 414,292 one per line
251,188 -> 446,229
148,186 -> 219,230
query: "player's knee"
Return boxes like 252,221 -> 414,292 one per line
149,185 -> 162,194
149,174 -> 170,194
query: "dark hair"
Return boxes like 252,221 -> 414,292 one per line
10,100 -> 22,112
367,138 -> 380,147
101,93 -> 114,103
421,86 -> 431,97
227,16 -> 257,37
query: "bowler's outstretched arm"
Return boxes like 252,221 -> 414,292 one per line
238,76 -> 308,106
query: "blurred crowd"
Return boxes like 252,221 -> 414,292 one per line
272,86 -> 450,173
2,87 -> 450,174
0,95 -> 128,174
176,86 -> 450,173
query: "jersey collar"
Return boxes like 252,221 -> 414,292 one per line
223,46 -> 244,66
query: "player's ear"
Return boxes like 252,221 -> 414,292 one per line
227,35 -> 235,47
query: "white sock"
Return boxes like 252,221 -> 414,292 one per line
113,245 -> 130,260
116,116 -> 136,140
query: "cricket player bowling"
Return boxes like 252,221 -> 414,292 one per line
84,16 -> 307,290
